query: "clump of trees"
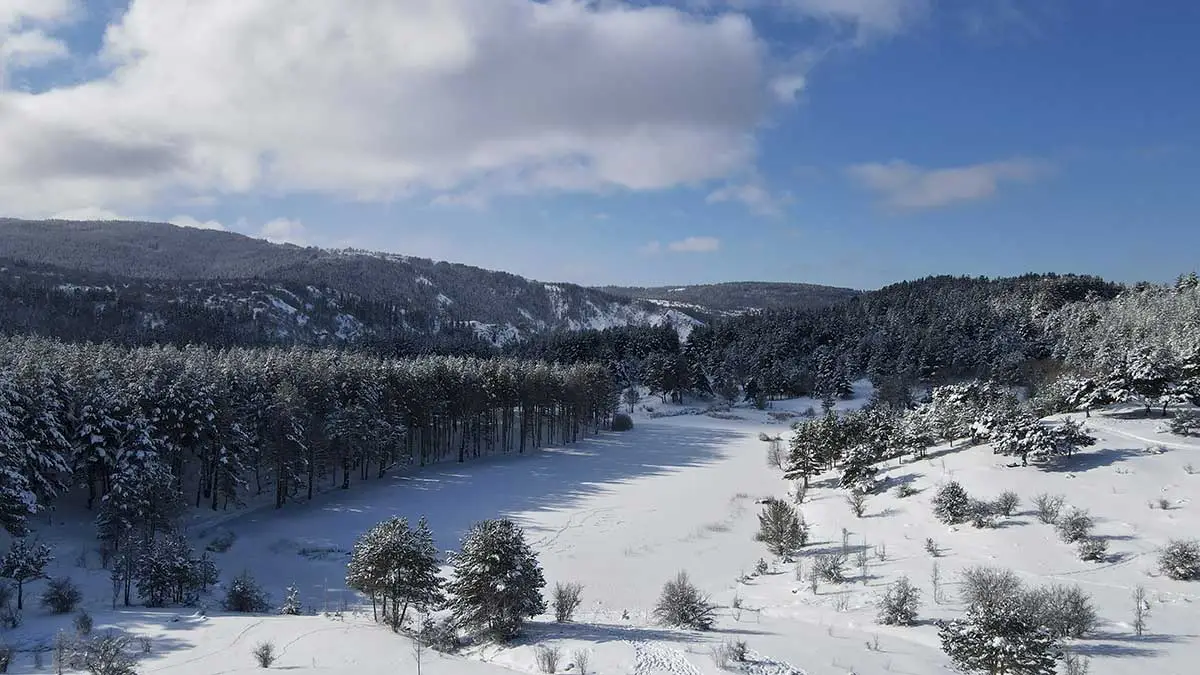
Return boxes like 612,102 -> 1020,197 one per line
346,516 -> 444,630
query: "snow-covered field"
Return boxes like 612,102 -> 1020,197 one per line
6,394 -> 1199,674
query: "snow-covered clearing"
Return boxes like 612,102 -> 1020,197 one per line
7,400 -> 1199,674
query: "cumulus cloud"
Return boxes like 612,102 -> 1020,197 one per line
706,179 -> 791,216
258,218 -> 307,246
846,158 -> 1050,209
668,236 -> 721,253
0,0 -> 768,216
169,215 -> 227,231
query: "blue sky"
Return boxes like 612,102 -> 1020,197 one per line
1,1 -> 1197,289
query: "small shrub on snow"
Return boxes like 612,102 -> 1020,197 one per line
1026,584 -> 1098,640
992,490 -> 1020,517
876,576 -> 921,626
653,571 -> 716,630
846,490 -> 867,518
611,414 -> 634,431
224,571 -> 270,613
1033,493 -> 1065,524
932,482 -> 972,525
572,649 -> 590,675
924,537 -> 940,557
709,642 -> 732,669
813,552 -> 847,584
535,645 -> 561,673
206,530 -> 237,553
0,642 -> 10,673
1077,536 -> 1109,562
77,632 -> 139,675
420,616 -> 462,653
1056,508 -> 1094,543
967,500 -> 997,529
895,484 -> 918,498
1062,651 -> 1091,675
41,576 -> 82,614
959,566 -> 1022,612
553,582 -> 583,623
74,609 -> 94,636
754,558 -> 769,575
1158,539 -> 1200,580
1168,409 -> 1200,436
253,640 -> 277,668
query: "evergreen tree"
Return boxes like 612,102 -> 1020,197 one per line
932,482 -> 972,525
346,516 -> 444,630
938,599 -> 1061,675
754,499 -> 806,560
281,584 -> 302,615
0,538 -> 52,609
446,519 -> 546,641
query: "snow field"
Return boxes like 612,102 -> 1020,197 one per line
4,399 -> 1199,674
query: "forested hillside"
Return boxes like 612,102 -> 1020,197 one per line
0,219 -> 699,347
601,281 -> 860,315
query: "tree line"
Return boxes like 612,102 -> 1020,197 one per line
0,336 -> 618,548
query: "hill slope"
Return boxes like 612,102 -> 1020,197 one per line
0,219 -> 700,346
602,281 -> 861,315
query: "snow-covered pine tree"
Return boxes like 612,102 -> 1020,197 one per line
932,482 -> 972,525
0,538 -> 53,609
755,498 -> 807,560
346,516 -> 444,630
281,584 -> 302,615
135,532 -> 205,607
938,598 -> 1061,675
446,519 -> 546,641
839,444 -> 881,494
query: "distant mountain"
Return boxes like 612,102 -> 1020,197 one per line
600,281 -> 861,316
0,219 -> 699,347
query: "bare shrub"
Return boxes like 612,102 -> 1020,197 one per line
967,499 -> 997,529
1062,651 -> 1091,675
78,632 -> 139,675
992,490 -> 1020,517
1025,584 -> 1098,639
1033,493 -> 1065,524
959,566 -> 1021,611
1132,585 -> 1148,636
875,541 -> 887,562
1078,536 -> 1109,562
41,577 -> 82,614
876,576 -> 921,626
709,642 -> 731,670
1158,539 -> 1200,580
535,645 -> 561,674
0,643 -> 9,674
572,649 -> 590,675
253,641 -> 277,668
765,438 -> 784,469
846,490 -> 867,518
74,609 -> 94,636
653,572 -> 716,630
813,552 -> 847,584
1152,496 -> 1171,510
553,582 -> 583,623
895,484 -> 918,498
924,538 -> 939,557
1056,508 -> 1094,543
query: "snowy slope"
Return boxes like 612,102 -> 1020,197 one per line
5,401 -> 1198,674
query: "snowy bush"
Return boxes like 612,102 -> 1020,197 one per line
77,632 -> 139,675
754,498 -> 807,560
1025,585 -> 1098,639
652,571 -> 716,630
1055,508 -> 1094,543
41,576 -> 82,614
754,558 -> 769,575
205,530 -> 237,553
419,616 -> 462,653
253,641 -> 277,668
447,519 -> 546,641
876,576 -> 921,626
1077,537 -> 1109,562
535,645 -> 561,673
937,599 -> 1060,675
1158,539 -> 1200,580
280,584 -> 302,615
846,490 -> 867,518
967,499 -> 997,529
612,414 -> 634,431
992,490 -> 1020,517
813,552 -> 847,584
959,567 -> 1021,612
1168,409 -> 1200,436
932,482 -> 972,525
895,484 -> 918,498
924,538 -> 940,557
224,571 -> 270,613
553,582 -> 583,623
74,609 -> 94,636
1033,493 -> 1065,524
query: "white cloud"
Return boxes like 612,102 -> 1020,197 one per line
846,158 -> 1050,209
169,214 -> 226,231
49,206 -> 125,221
638,240 -> 664,256
0,0 -> 767,216
667,236 -> 721,253
777,0 -> 929,37
258,218 -> 307,246
0,0 -> 77,84
706,179 -> 791,216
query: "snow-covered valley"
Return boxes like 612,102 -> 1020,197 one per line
5,395 -> 1198,674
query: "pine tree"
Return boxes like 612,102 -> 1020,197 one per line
0,538 -> 53,610
755,499 -> 807,560
346,516 -> 444,630
932,482 -> 972,525
446,519 -> 546,641
281,584 -> 302,615
938,599 -> 1061,675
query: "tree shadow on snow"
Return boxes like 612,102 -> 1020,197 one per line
1039,448 -> 1145,473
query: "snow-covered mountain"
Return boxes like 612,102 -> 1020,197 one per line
0,219 -> 701,347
